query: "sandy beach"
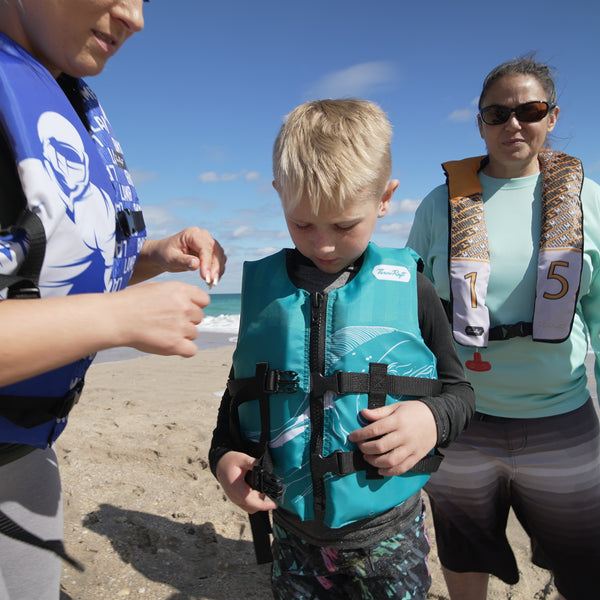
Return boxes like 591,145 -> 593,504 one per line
58,344 -> 560,600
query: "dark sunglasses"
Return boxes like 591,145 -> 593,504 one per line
479,101 -> 555,126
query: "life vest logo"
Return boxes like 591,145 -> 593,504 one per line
465,326 -> 484,336
372,265 -> 410,282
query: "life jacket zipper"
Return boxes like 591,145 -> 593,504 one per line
309,291 -> 328,517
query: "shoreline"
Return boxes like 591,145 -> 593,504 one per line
94,331 -> 236,365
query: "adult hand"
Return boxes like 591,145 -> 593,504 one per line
348,401 -> 437,476
114,280 -> 209,357
215,451 -> 279,514
131,227 -> 226,287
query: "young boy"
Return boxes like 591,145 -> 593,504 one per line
209,99 -> 474,599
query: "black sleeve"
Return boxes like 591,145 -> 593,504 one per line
208,367 -> 235,477
415,271 -> 475,446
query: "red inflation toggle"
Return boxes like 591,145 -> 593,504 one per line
466,351 -> 491,372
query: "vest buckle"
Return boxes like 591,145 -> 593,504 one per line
247,465 -> 283,500
264,369 -> 299,394
117,208 -> 145,238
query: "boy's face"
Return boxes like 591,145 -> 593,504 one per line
282,180 -> 397,273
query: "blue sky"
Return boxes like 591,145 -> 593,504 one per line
92,0 -> 600,293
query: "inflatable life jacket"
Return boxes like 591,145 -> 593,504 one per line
229,244 -> 441,541
0,33 -> 146,448
444,151 -> 583,348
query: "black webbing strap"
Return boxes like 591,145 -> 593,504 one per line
0,119 -> 46,298
227,363 -> 299,398
368,363 -> 387,409
245,453 -> 279,564
229,364 -> 283,564
410,450 -> 444,473
248,511 -> 273,564
314,449 -> 371,477
488,321 -> 533,341
441,299 -> 533,342
0,510 -> 84,571
229,363 -> 439,401
313,446 -> 444,480
311,366 -> 442,399
0,209 -> 46,299
0,380 -> 84,428
116,208 -> 146,238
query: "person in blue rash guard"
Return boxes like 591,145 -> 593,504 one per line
210,99 -> 474,600
0,1 -> 226,598
407,55 -> 600,600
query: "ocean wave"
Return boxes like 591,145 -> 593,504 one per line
197,313 -> 240,334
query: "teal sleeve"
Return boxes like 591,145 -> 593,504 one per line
406,184 -> 450,300
579,178 -> 600,405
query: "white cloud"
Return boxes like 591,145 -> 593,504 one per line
388,198 -> 421,216
306,61 -> 396,99
198,169 -> 261,183
128,167 -> 158,186
256,246 -> 281,257
232,225 -> 256,238
379,221 -> 412,236
140,205 -> 179,229
449,108 -> 475,122
448,97 -> 479,123
198,171 -> 219,183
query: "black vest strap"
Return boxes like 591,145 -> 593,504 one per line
1,209 -> 46,299
227,363 -> 300,398
247,511 -> 273,565
488,321 -> 533,341
441,299 -> 534,342
116,208 -> 146,238
311,367 -> 442,399
0,121 -> 46,299
0,510 -> 83,571
312,447 -> 443,480
0,379 -> 84,429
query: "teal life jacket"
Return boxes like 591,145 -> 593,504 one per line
444,150 -> 584,348
228,243 -> 441,532
0,33 -> 146,448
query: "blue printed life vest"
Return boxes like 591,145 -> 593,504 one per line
229,243 -> 440,529
444,151 -> 583,347
0,33 -> 146,448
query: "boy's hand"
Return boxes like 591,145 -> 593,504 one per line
215,451 -> 279,514
348,401 -> 437,476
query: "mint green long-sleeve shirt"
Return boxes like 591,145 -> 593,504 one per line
407,171 -> 600,417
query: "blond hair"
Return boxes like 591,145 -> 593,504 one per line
273,99 -> 392,214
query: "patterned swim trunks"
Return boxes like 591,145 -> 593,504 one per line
271,504 -> 431,599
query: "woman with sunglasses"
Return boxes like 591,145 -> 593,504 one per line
404,56 -> 600,599
0,2 -> 226,599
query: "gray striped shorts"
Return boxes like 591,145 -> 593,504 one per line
425,398 -> 600,599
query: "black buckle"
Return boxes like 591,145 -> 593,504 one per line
7,281 -> 40,299
117,209 -> 145,238
55,380 -> 84,419
264,370 -> 299,394
246,465 -> 283,501
489,321 -> 532,341
311,371 -> 343,397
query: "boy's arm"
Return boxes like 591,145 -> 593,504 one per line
208,381 -> 236,477
414,272 -> 475,447
208,375 -> 278,513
